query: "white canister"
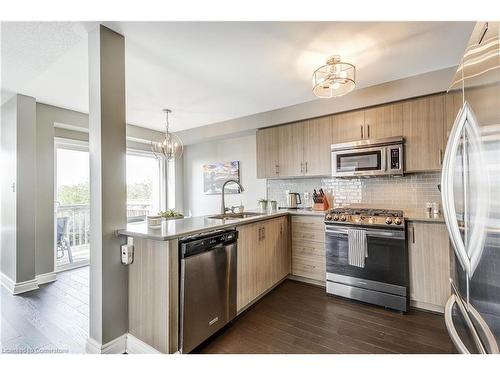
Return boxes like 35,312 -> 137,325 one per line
147,215 -> 162,229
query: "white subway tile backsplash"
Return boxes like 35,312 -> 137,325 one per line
267,172 -> 442,213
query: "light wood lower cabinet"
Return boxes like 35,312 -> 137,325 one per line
291,216 -> 325,283
407,221 -> 451,313
236,216 -> 290,312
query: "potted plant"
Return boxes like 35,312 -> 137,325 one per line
158,209 -> 184,220
258,198 -> 268,213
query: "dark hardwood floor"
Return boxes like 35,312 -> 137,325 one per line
196,280 -> 455,354
1,270 -> 454,354
1,267 -> 88,354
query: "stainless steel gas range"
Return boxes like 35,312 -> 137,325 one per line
324,208 -> 409,312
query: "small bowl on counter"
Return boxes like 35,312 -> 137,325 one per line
147,215 -> 163,229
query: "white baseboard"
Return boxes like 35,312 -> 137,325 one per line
36,271 -> 57,285
86,334 -> 128,354
0,272 -> 15,293
126,334 -> 162,354
0,272 -> 39,295
86,333 -> 162,354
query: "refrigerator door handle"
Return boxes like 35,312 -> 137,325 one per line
441,101 -> 489,278
445,294 -> 500,354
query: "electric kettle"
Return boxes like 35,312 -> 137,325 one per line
286,192 -> 302,208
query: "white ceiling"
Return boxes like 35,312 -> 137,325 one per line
1,21 -> 474,132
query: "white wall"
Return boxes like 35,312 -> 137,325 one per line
183,134 -> 266,217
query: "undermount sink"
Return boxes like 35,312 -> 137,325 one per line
208,212 -> 263,220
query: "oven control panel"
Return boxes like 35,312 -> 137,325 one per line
324,209 -> 405,227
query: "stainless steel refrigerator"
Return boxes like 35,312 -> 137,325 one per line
442,21 -> 500,353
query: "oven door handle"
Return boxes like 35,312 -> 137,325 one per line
325,226 -> 405,240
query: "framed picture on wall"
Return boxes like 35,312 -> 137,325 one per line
203,161 -> 240,195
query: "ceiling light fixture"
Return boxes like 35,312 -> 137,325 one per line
312,55 -> 356,98
151,109 -> 183,161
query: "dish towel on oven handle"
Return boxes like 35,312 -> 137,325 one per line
347,229 -> 368,268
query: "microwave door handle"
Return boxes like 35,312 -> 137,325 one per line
381,148 -> 387,171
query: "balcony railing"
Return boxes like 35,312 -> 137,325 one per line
56,203 -> 153,248
57,204 -> 91,248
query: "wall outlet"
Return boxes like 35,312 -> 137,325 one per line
121,238 -> 134,265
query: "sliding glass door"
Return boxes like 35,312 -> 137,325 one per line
54,139 -> 90,271
54,141 -> 168,270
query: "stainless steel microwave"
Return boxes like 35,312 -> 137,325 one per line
331,136 -> 404,177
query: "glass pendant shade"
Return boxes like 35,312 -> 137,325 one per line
312,55 -> 356,98
151,109 -> 183,161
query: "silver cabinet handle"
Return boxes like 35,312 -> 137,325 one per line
367,124 -> 370,138
275,164 -> 279,175
305,161 -> 308,174
439,149 -> 443,165
300,162 -> 304,174
412,226 -> 415,244
360,125 -> 363,139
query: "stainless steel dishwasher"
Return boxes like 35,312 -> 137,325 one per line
179,229 -> 238,353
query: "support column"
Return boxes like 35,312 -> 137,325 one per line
87,25 -> 128,353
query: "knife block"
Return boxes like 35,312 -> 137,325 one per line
312,195 -> 330,211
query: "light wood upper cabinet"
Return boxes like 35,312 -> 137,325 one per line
364,102 -> 403,139
256,126 -> 279,178
256,93 -> 451,178
278,123 -> 304,177
302,117 -> 333,176
403,94 -> 445,172
332,109 -> 365,143
444,90 -> 462,141
408,222 -> 451,313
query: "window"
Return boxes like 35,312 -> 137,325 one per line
126,151 -> 164,220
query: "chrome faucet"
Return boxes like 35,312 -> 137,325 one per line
220,179 -> 244,214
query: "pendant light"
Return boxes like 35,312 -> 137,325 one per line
151,109 -> 183,161
312,55 -> 356,98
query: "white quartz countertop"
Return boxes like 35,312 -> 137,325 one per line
404,210 -> 445,223
116,206 -> 446,241
116,209 -> 327,241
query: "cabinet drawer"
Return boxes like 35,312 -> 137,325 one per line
291,215 -> 325,228
292,240 -> 325,260
292,256 -> 325,281
292,230 -> 325,243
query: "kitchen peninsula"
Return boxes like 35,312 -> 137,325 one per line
118,206 -> 447,354
118,209 -> 319,353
